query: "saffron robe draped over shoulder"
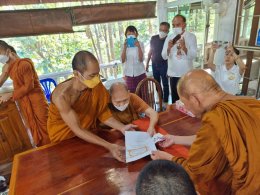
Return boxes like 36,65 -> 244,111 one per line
8,58 -> 49,146
47,82 -> 112,143
173,99 -> 260,195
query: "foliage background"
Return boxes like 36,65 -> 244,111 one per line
1,1 -> 214,75
1,1 -> 158,75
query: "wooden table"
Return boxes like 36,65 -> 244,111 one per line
9,108 -> 201,195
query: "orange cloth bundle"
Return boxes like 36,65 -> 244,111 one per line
133,118 -> 189,159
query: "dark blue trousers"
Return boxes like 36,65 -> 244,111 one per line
152,64 -> 169,103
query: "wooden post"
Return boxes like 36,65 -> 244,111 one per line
157,0 -> 168,24
242,0 -> 260,95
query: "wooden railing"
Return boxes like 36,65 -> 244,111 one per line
1,61 -> 134,90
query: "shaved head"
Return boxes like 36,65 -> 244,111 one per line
109,82 -> 128,95
177,69 -> 222,99
136,160 -> 196,195
0,40 -> 17,54
110,82 -> 130,107
176,69 -> 225,118
72,50 -> 99,74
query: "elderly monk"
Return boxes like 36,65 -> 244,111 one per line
151,69 -> 260,194
47,51 -> 136,162
108,82 -> 158,135
0,40 -> 49,146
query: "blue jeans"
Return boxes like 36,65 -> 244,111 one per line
152,64 -> 169,103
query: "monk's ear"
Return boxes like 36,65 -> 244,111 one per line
189,94 -> 200,107
6,48 -> 12,56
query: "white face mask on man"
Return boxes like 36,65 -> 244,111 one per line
114,102 -> 129,112
0,55 -> 9,64
172,27 -> 183,35
159,31 -> 168,39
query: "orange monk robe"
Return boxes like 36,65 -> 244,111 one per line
47,82 -> 113,143
108,93 -> 150,124
8,58 -> 49,146
172,99 -> 260,195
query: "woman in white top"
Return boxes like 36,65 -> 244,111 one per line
121,26 -> 146,93
207,44 -> 246,95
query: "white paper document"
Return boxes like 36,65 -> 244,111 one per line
125,131 -> 164,163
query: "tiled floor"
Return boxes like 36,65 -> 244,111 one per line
0,163 -> 12,195
0,189 -> 9,195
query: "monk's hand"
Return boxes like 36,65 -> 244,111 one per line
109,144 -> 125,163
120,124 -> 138,135
0,92 -> 12,104
150,150 -> 173,161
147,127 -> 156,136
158,134 -> 175,148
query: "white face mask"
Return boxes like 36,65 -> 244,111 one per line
159,31 -> 168,38
0,55 -> 9,64
114,102 -> 129,112
172,27 -> 182,35
127,35 -> 136,39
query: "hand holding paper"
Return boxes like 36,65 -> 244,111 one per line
125,131 -> 164,163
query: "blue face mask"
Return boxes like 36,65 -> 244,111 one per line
126,35 -> 136,48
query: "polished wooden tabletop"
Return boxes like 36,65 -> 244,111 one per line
9,108 -> 201,195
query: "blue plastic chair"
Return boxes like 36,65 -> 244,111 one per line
40,78 -> 57,103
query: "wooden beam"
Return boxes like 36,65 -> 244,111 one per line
0,2 -> 156,38
0,0 -> 95,6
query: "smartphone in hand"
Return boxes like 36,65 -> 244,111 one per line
172,34 -> 181,45
127,37 -> 137,48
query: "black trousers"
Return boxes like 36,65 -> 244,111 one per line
169,77 -> 180,103
152,64 -> 169,103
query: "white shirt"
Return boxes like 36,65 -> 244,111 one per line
214,64 -> 242,95
214,47 -> 225,66
161,31 -> 197,77
122,42 -> 146,77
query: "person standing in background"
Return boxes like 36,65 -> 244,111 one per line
0,40 -> 49,146
146,22 -> 170,106
121,26 -> 146,93
207,44 -> 245,95
162,14 -> 197,103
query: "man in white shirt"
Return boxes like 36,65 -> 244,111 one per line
162,14 -> 197,103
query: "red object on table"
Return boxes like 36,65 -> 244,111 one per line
9,107 -> 200,195
133,117 -> 189,159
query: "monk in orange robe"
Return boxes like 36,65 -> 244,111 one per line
108,82 -> 158,135
47,50 -> 136,162
0,40 -> 49,146
151,69 -> 260,194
